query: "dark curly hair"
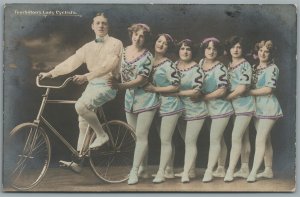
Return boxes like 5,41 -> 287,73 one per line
175,39 -> 197,58
199,37 -> 223,58
154,33 -> 175,55
224,36 -> 250,59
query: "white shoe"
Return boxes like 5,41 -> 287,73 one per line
233,167 -> 249,178
128,168 -> 139,185
175,169 -> 196,179
224,170 -> 234,182
257,169 -> 274,179
153,170 -> 165,183
59,160 -> 82,173
202,169 -> 213,182
152,167 -> 175,179
181,173 -> 190,183
213,166 -> 226,178
89,134 -> 109,149
164,167 -> 175,179
138,166 -> 150,179
247,173 -> 257,183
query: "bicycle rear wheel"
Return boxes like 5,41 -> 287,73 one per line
89,120 -> 136,183
6,123 -> 51,190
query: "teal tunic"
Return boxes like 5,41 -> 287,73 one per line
200,59 -> 234,119
228,60 -> 255,116
121,48 -> 160,113
176,62 -> 208,120
151,59 -> 184,116
252,64 -> 283,119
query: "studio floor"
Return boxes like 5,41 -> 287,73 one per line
3,166 -> 295,193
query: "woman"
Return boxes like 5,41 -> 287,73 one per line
199,37 -> 234,182
247,40 -> 283,182
108,23 -> 159,185
223,36 -> 255,182
144,33 -> 184,183
167,39 -> 207,183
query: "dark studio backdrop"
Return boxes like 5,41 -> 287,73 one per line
3,4 -> 296,178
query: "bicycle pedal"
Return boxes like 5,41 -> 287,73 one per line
59,160 -> 71,167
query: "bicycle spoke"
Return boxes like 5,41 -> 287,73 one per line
18,133 -> 46,160
118,142 -> 135,152
118,148 -> 136,154
104,156 -> 116,177
95,159 -> 108,169
11,158 -> 28,183
117,129 -> 129,149
112,125 -> 121,148
89,121 -> 135,183
92,150 -> 115,156
115,154 -> 132,165
23,128 -> 35,154
31,137 -> 46,153
12,157 -> 27,175
119,138 -> 135,149
8,124 -> 51,190
31,146 -> 47,158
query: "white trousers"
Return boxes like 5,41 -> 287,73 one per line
75,101 -> 106,151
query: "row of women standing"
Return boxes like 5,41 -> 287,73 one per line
108,23 -> 283,185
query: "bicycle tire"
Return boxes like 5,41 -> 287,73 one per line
6,123 -> 51,190
89,120 -> 136,183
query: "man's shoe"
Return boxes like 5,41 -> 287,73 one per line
89,134 -> 109,149
59,160 -> 82,173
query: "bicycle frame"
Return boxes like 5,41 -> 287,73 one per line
8,76 -> 136,190
34,77 -> 89,158
34,76 -> 116,159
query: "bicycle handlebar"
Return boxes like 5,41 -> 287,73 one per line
36,76 -> 74,89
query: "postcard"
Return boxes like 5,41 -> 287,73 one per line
2,3 -> 296,192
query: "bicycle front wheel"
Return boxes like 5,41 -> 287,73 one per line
6,123 -> 51,190
89,120 -> 136,183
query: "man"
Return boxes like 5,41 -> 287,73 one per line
39,13 -> 123,172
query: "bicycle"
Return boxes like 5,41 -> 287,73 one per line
6,76 -> 136,190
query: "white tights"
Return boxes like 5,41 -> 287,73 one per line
206,117 -> 230,171
241,127 -> 251,165
126,110 -> 157,170
182,119 -> 205,174
157,113 -> 181,172
250,118 -> 276,175
227,116 -> 252,171
75,101 -> 106,151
